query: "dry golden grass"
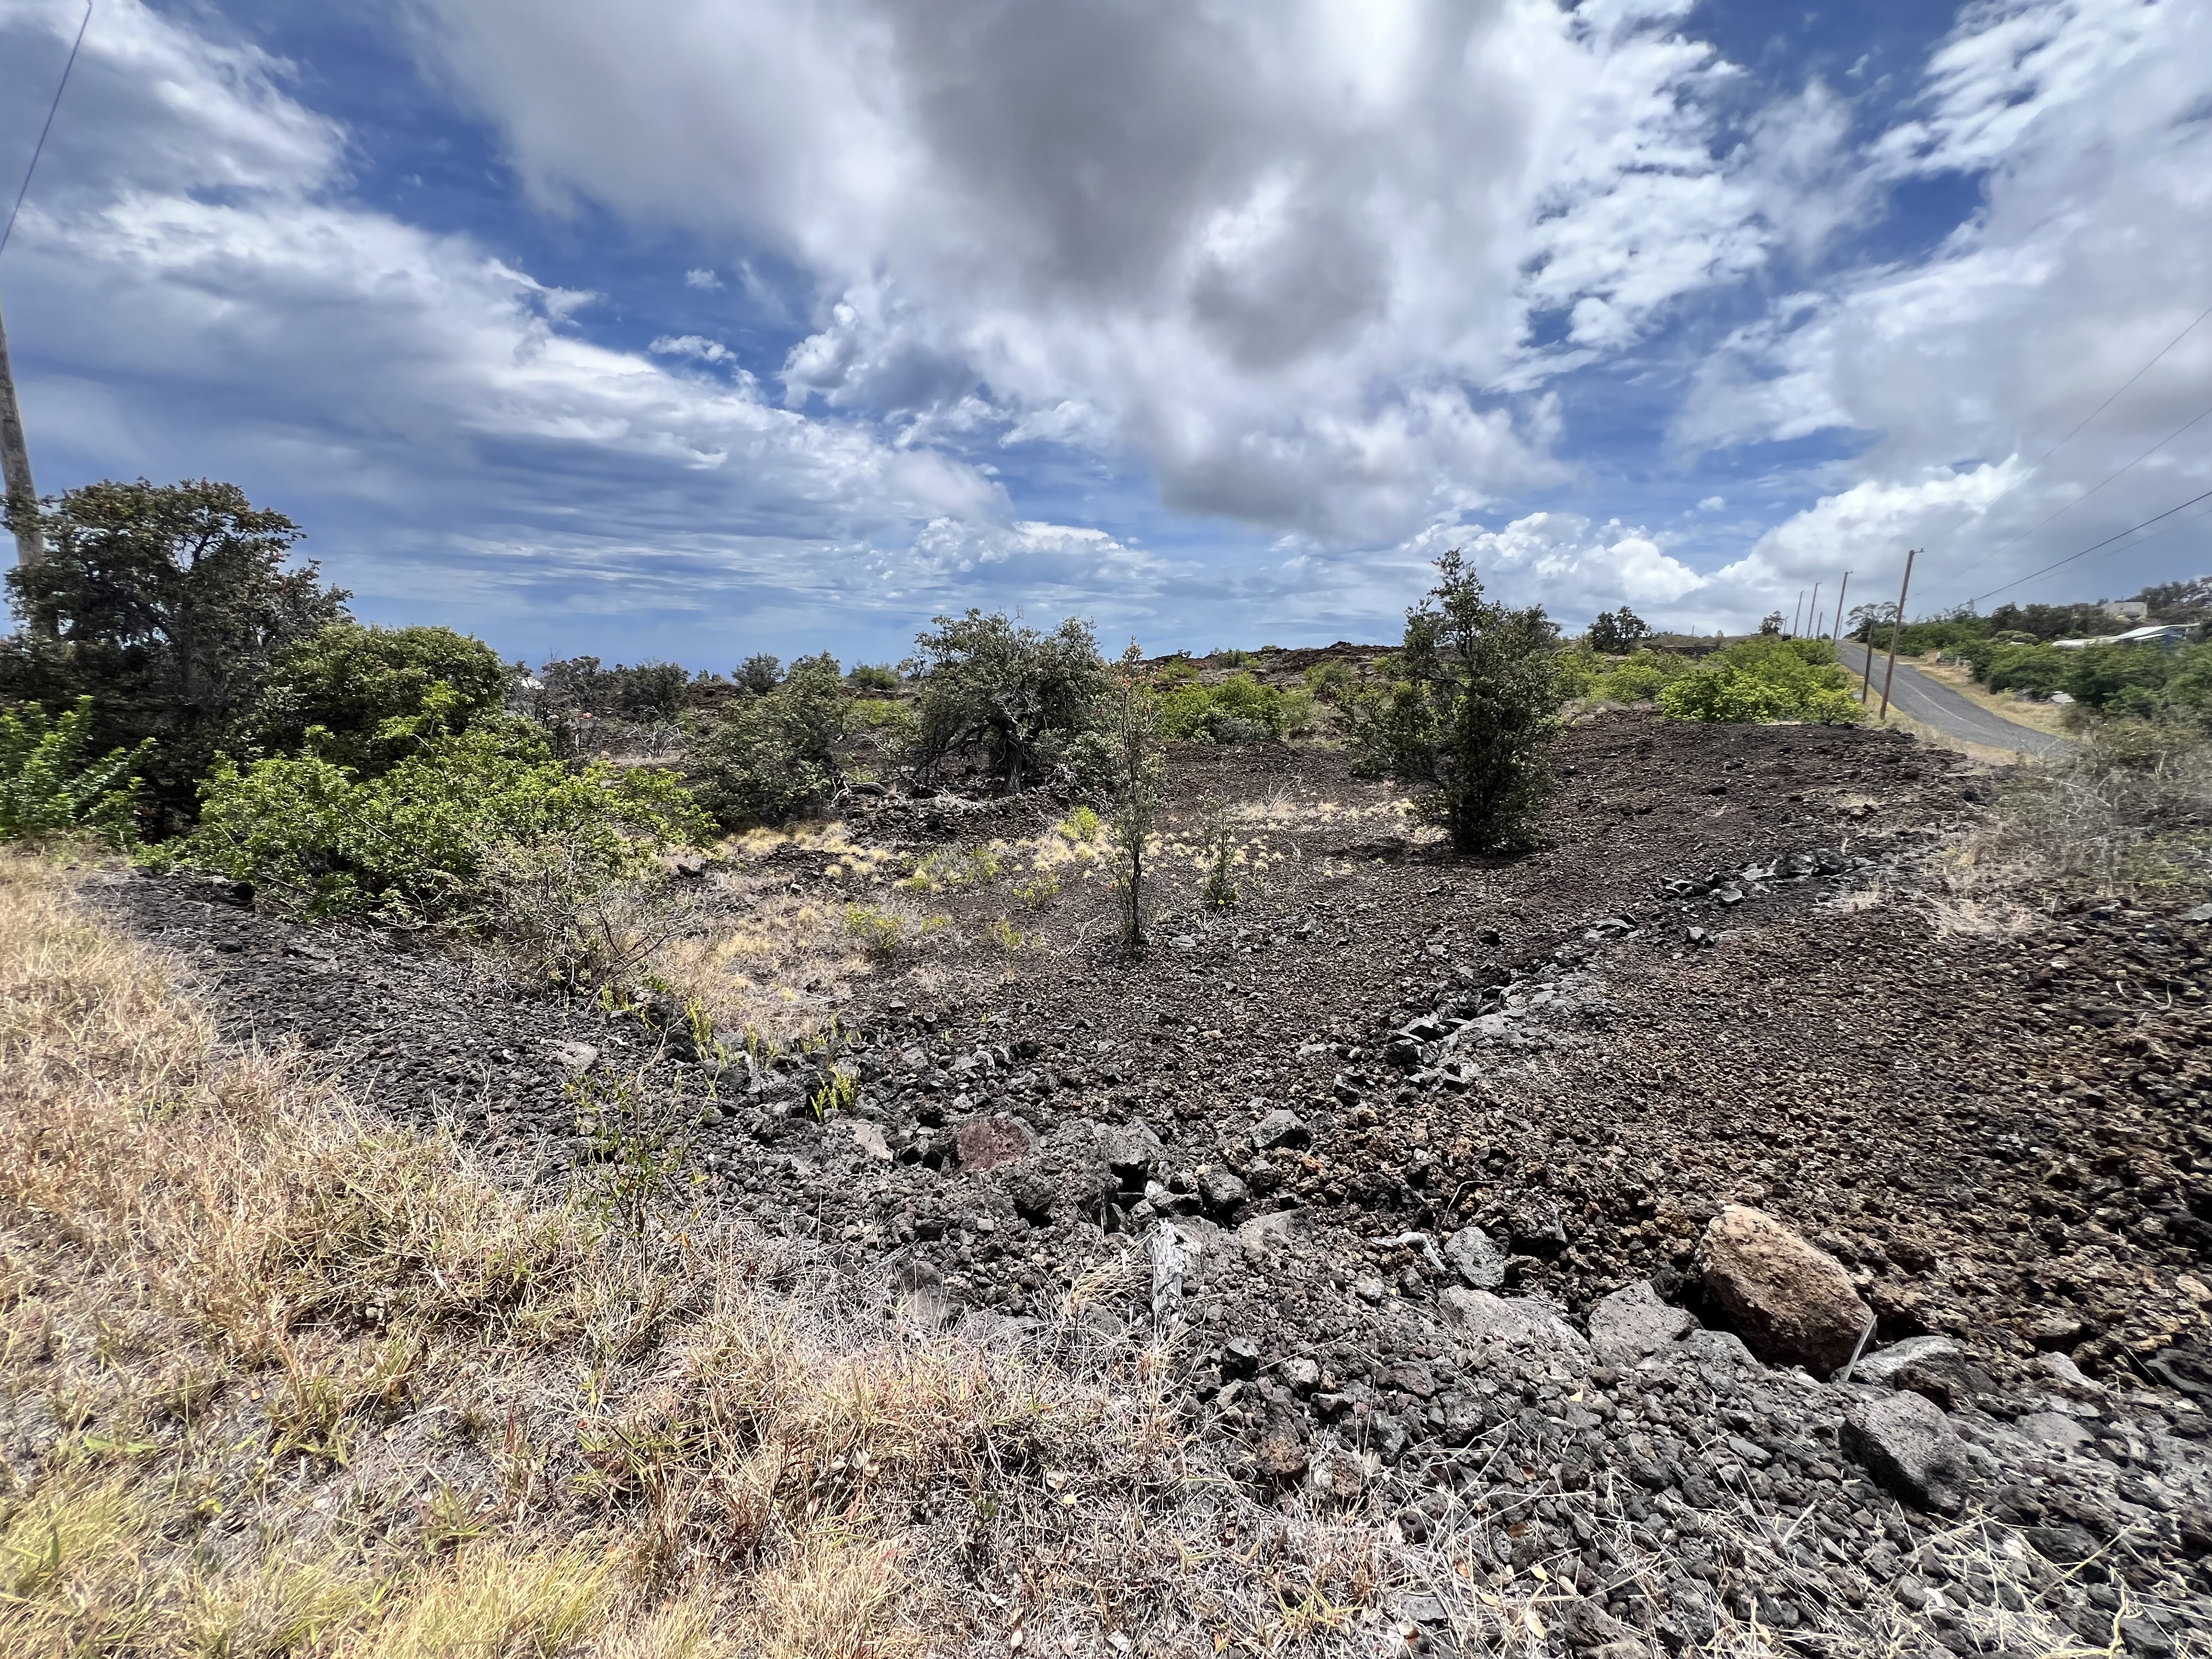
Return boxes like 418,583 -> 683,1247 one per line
0,852 -> 1390,1658
5,850 -> 2174,1658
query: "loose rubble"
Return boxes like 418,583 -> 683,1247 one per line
91,712 -> 2212,1653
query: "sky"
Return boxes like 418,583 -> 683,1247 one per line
0,0 -> 2208,672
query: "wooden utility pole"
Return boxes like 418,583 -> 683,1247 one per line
1807,582 -> 1821,646
1792,591 -> 1804,636
1877,549 -> 1919,721
0,289 -> 38,566
1831,571 -> 1849,647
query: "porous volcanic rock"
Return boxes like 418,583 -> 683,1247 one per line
1695,1204 -> 1872,1375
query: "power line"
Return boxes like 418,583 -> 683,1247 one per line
1973,485 -> 2212,605
1945,392 -> 2212,587
1,0 -> 94,260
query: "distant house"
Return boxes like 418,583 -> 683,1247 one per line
2099,599 -> 2149,622
2051,623 -> 2192,650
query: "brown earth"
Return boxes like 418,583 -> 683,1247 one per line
94,712 -> 2212,1650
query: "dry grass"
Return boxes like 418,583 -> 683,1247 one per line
0,851 -> 1376,1658
8,850 -> 2190,1657
1912,658 -> 2077,740
1995,724 -> 2212,898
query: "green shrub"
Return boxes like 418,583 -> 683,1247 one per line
1302,659 -> 1355,702
159,723 -> 708,920
905,844 -> 1002,890
1057,806 -> 1103,843
1158,673 -> 1313,742
905,611 -> 1109,794
1984,644 -> 2069,699
1593,651 -> 1689,703
1658,638 -> 1863,725
1345,549 -> 1564,854
736,653 -> 782,694
1,697 -> 155,844
239,621 -> 514,774
687,654 -> 852,828
848,663 -> 900,691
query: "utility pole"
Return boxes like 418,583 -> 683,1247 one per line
1830,571 -> 1849,648
0,289 -> 38,566
1792,591 -> 1804,636
1807,582 -> 1821,647
1877,549 -> 1918,721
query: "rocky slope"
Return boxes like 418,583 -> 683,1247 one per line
93,713 -> 2212,1654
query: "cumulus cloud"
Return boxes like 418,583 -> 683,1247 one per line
1679,0 -> 2212,611
413,0 -> 1847,545
0,0 -> 1044,656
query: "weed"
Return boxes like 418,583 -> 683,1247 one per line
571,1071 -> 701,1232
1199,799 -> 1240,910
1056,806 -> 1103,844
841,901 -> 945,961
808,1065 -> 860,1120
1013,871 -> 1060,911
902,843 -> 1002,891
988,917 -> 1024,956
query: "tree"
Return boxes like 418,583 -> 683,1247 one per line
736,652 -> 782,694
904,611 -> 1110,794
1758,611 -> 1786,636
0,479 -> 346,821
1586,607 -> 1651,654
236,621 -> 514,775
1346,549 -> 1564,854
1847,601 -> 1899,643
1102,642 -> 1163,954
687,652 -> 853,828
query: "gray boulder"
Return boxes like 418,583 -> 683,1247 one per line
1839,1390 -> 1973,1514
1852,1335 -> 1959,1385
1439,1289 -> 1590,1363
1695,1204 -> 1872,1374
1251,1108 -> 1310,1152
1197,1165 -> 1250,1216
1589,1280 -> 1696,1368
1443,1224 -> 1509,1289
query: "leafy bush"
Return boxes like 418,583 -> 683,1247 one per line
1302,659 -> 1355,702
2,697 -> 155,844
687,654 -> 852,828
848,663 -> 900,691
1984,644 -> 2070,699
1585,607 -> 1650,654
238,622 -> 514,774
1658,638 -> 1863,725
736,653 -> 783,695
1157,673 -> 1313,742
1057,806 -> 1103,843
160,723 -> 708,920
534,656 -> 692,726
1590,650 -> 1690,703
1345,549 -> 1564,854
905,611 -> 1110,794
0,478 -> 346,823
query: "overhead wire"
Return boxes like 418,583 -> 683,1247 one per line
1,0 -> 94,261
1973,484 -> 2212,605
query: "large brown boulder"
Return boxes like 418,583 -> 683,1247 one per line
1694,1204 -> 1872,1374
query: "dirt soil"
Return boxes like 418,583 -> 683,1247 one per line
96,712 -> 2212,1653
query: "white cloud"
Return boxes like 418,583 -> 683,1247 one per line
0,0 -> 1069,652
648,334 -> 736,365
1679,0 -> 2212,611
412,0 -> 1839,544
682,267 -> 720,288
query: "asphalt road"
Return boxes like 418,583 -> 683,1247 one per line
1836,641 -> 2072,757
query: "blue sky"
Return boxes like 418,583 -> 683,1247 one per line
1,0 -> 2208,672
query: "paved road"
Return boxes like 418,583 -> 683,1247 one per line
1836,641 -> 2072,757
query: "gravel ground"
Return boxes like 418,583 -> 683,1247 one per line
92,712 -> 2212,1654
